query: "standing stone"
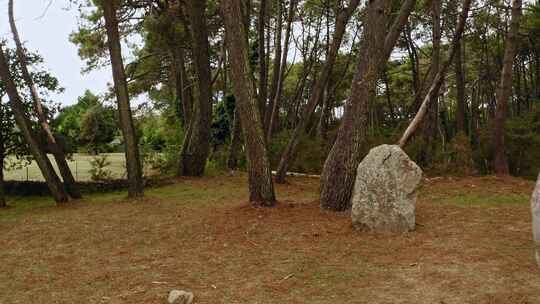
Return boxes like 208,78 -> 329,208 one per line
351,145 -> 422,233
532,173 -> 540,267
168,290 -> 194,304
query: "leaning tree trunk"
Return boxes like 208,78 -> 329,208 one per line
275,0 -> 362,184
419,0 -> 442,164
178,0 -> 213,177
8,0 -> 81,199
0,44 -> 69,203
399,0 -> 473,148
222,0 -> 276,206
102,0 -> 144,198
319,0 -> 416,211
492,0 -> 523,175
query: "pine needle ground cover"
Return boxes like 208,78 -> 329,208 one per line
0,175 -> 538,303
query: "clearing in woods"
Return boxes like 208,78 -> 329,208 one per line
3,153 -> 130,182
0,174 -> 538,303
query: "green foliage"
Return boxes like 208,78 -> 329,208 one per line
211,95 -> 236,147
404,132 -> 476,177
473,107 -> 540,179
89,155 -> 112,181
447,132 -> 476,176
80,104 -> 117,154
133,103 -> 187,175
69,26 -> 108,72
54,90 -> 117,153
137,110 -> 168,152
505,107 -> 540,179
0,46 -> 63,169
268,130 -> 326,175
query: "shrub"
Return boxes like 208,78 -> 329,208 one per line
89,155 -> 112,181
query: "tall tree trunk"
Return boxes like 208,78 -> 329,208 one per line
405,23 -> 422,113
531,50 -> 540,98
0,143 -> 5,208
274,0 -> 362,183
264,0 -> 283,133
0,44 -> 69,203
222,0 -> 276,206
319,0 -> 416,211
420,0 -> 442,163
8,0 -> 81,199
399,0 -> 473,148
317,81 -> 332,140
266,0 -> 298,142
492,0 -> 522,175
171,47 -> 192,127
455,38 -> 467,134
178,0 -> 213,177
515,62 -> 522,116
227,108 -> 242,172
383,68 -> 397,124
316,0 -> 333,140
470,84 -> 479,146
258,0 -> 269,117
102,0 -> 144,198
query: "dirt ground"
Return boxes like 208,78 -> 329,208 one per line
0,174 -> 539,303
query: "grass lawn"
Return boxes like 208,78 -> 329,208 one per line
0,174 -> 539,303
3,153 -> 130,182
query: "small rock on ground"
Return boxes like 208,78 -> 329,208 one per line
168,290 -> 194,304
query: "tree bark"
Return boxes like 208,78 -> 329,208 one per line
266,0 -> 298,142
222,0 -> 276,206
171,47 -> 192,127
275,0 -> 362,184
178,0 -> 213,177
470,83 -> 479,146
8,0 -> 81,199
399,0 -> 473,148
264,0 -> 283,133
257,0 -> 269,117
102,0 -> 144,198
319,0 -> 416,211
317,81 -> 332,139
492,0 -> 522,175
419,0 -> 442,163
227,108 -> 242,172
320,0 -> 416,211
0,144 -> 5,208
405,23 -> 421,111
0,44 -> 69,203
455,38 -> 467,134
383,69 -> 396,124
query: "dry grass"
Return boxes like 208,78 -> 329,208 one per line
0,174 -> 539,303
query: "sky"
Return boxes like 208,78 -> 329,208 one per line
0,0 -> 112,107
